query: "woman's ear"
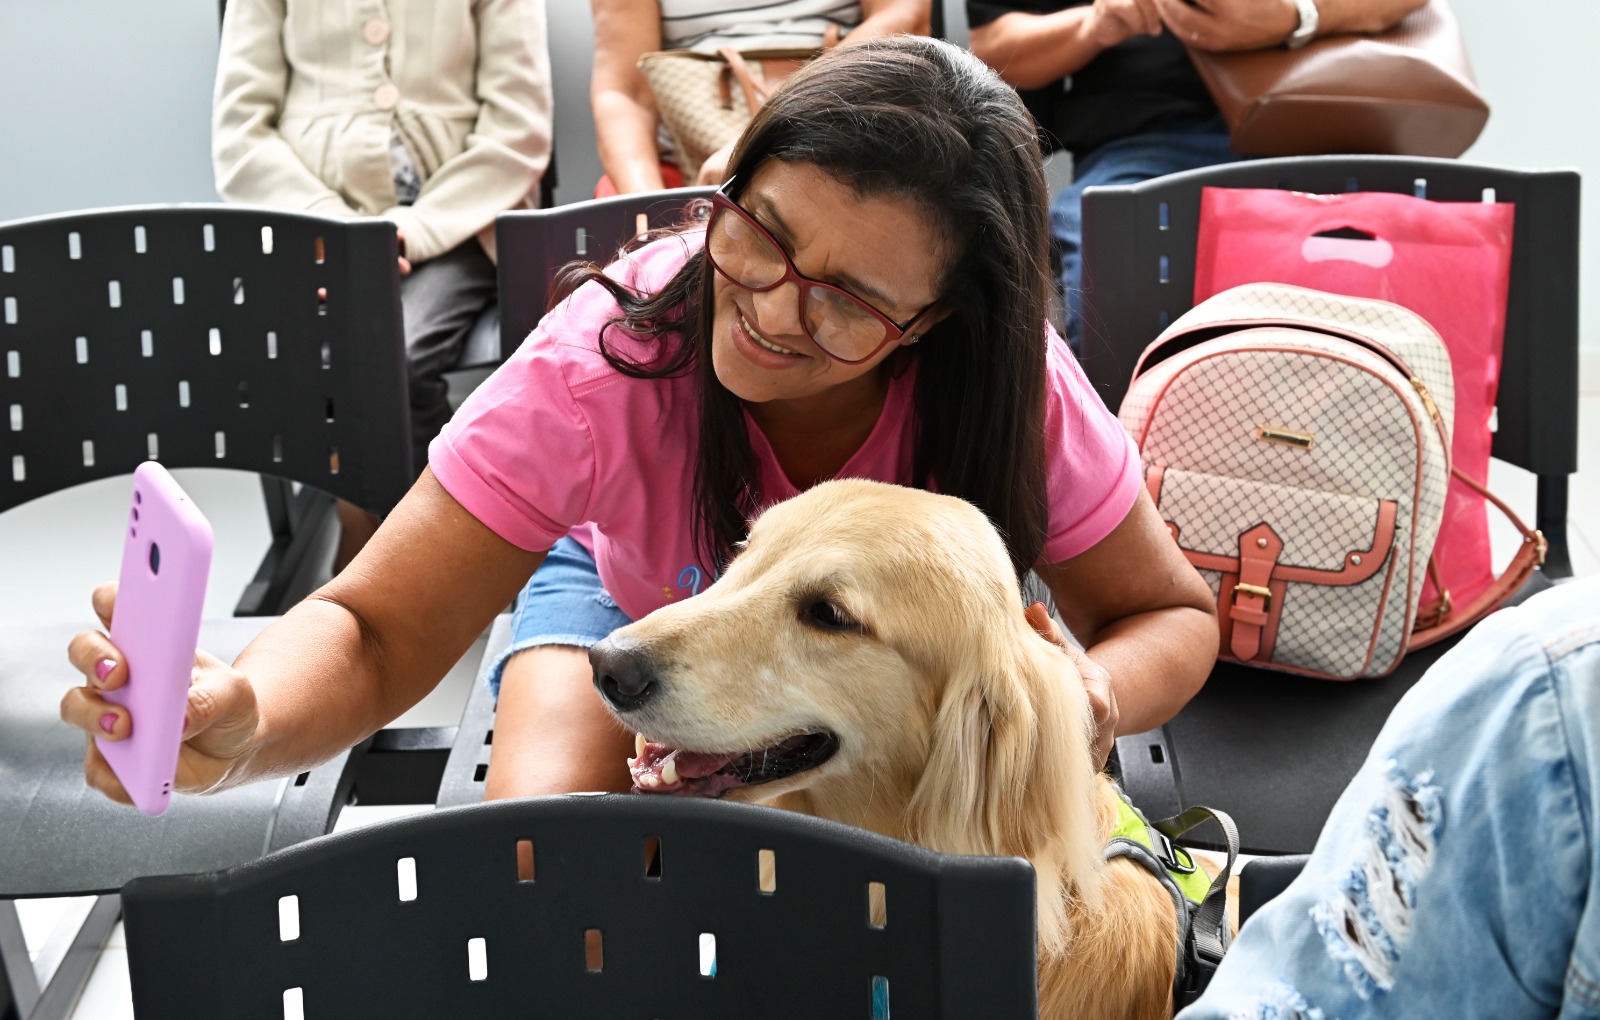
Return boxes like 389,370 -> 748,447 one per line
900,305 -> 954,345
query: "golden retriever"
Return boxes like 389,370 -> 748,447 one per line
589,479 -> 1187,1019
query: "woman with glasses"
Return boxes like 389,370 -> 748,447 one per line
64,37 -> 1217,809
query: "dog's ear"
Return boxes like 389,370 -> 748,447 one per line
905,613 -> 1104,951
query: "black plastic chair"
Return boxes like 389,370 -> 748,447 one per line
421,190 -> 723,807
1078,156 -> 1581,854
0,204 -> 410,1020
0,204 -> 414,614
122,795 -> 1037,1019
494,186 -> 717,357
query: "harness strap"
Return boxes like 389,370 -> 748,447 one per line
1104,837 -> 1193,992
1153,806 -> 1240,1007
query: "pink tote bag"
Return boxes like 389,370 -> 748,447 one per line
1193,187 -> 1514,610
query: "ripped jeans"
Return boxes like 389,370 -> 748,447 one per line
1179,575 -> 1600,1020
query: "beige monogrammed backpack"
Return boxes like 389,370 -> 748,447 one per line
1121,283 -> 1501,679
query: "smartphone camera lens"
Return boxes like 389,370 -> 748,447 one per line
148,541 -> 161,576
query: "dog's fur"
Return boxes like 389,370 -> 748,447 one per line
595,479 -> 1184,1018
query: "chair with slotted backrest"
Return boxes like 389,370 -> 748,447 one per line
1077,156 -> 1580,855
0,204 -> 412,1020
0,204 -> 415,613
494,186 -> 717,353
121,795 -> 1037,1019
426,189 -> 720,810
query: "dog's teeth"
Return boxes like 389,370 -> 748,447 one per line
661,758 -> 679,786
639,774 -> 658,789
627,756 -> 637,769
635,733 -> 647,757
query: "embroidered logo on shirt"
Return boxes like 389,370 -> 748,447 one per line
663,564 -> 706,601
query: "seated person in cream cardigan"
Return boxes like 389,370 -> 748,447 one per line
212,0 -> 554,563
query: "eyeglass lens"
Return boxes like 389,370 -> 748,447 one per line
707,205 -> 893,361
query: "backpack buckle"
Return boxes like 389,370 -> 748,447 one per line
1231,582 -> 1273,613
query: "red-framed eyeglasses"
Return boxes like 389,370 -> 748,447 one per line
703,180 -> 939,365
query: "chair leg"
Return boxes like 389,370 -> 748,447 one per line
0,895 -> 121,1020
1537,475 -> 1573,579
0,900 -> 40,1020
236,484 -> 338,616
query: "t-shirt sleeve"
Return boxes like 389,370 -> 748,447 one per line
1039,328 -> 1141,564
427,297 -> 598,552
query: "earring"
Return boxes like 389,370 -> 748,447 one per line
903,333 -> 920,345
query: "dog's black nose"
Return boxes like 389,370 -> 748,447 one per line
590,640 -> 659,712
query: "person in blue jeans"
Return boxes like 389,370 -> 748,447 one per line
1179,573 -> 1600,1020
966,0 -> 1427,351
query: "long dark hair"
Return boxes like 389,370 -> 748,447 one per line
557,36 -> 1053,580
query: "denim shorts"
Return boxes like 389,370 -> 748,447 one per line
485,535 -> 634,695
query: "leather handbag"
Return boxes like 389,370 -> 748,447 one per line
1186,0 -> 1489,158
636,41 -> 828,182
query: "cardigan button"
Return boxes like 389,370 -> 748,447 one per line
363,18 -> 391,46
373,83 -> 400,111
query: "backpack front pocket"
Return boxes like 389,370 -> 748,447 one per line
1148,464 -> 1402,678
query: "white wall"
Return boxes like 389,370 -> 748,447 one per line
0,0 -> 1592,353
0,0 -> 218,219
1450,0 -> 1597,365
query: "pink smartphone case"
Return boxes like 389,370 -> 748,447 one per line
97,462 -> 214,816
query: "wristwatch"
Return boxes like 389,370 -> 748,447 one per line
1285,0 -> 1320,49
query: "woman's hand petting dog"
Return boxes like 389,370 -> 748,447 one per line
1025,601 -> 1119,770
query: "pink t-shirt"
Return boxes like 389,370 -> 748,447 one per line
430,232 -> 1139,622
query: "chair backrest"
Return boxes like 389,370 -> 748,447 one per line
496,186 -> 718,356
0,205 -> 412,516
1078,156 -> 1581,570
123,795 -> 1038,1019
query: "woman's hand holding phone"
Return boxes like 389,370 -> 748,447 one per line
62,581 -> 263,804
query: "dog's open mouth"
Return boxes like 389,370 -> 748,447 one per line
628,731 -> 839,797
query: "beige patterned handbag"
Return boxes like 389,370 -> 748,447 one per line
1120,283 -> 1542,679
637,45 -> 823,182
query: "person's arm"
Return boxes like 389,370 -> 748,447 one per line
590,0 -> 670,195
211,0 -> 359,216
64,470 -> 544,799
1177,579 -> 1600,1018
691,0 -> 933,186
842,0 -> 934,42
385,0 -> 554,264
1151,0 -> 1428,52
968,0 -> 1163,91
1033,488 -> 1218,766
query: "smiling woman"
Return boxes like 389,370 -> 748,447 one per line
62,36 -> 1216,819
472,35 -> 1218,796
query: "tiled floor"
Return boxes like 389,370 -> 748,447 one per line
3,396 -> 1596,1019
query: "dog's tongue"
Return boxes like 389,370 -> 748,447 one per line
630,740 -> 743,795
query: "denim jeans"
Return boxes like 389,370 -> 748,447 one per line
1179,575 -> 1600,1020
1052,115 -> 1238,352
485,535 -> 634,695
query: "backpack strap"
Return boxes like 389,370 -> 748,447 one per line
1410,466 -> 1546,650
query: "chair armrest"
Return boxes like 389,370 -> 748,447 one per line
1238,854 -> 1309,925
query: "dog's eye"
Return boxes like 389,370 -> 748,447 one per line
801,598 -> 857,633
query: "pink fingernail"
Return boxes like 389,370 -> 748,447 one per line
94,658 -> 117,681
1029,601 -> 1046,612
100,712 -> 118,735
